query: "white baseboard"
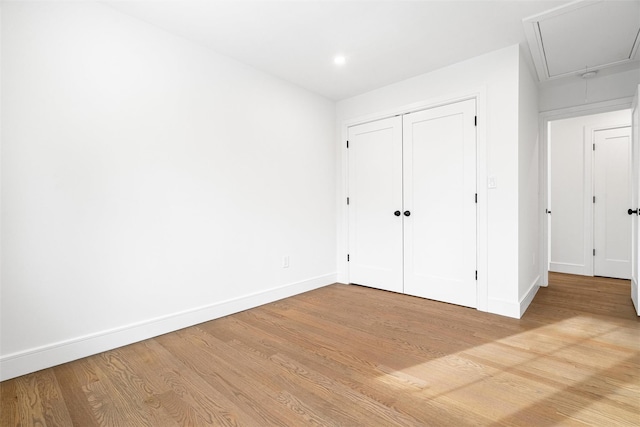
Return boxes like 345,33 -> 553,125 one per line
487,298 -> 520,319
0,273 -> 336,381
632,278 -> 639,316
520,275 -> 540,317
549,262 -> 588,276
487,275 -> 541,319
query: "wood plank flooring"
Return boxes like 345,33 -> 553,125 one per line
2,272 -> 639,426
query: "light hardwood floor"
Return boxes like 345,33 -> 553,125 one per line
2,273 -> 639,426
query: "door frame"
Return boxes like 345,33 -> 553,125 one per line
540,97 -> 634,286
632,87 -> 640,315
339,89 -> 487,310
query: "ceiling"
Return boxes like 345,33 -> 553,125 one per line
104,0 -> 639,101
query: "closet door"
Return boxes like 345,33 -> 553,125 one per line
347,116 -> 404,293
403,100 -> 477,307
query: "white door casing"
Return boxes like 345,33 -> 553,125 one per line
402,99 -> 477,307
593,126 -> 632,279
632,117 -> 639,286
347,116 -> 404,293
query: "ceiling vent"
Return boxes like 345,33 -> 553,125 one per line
523,0 -> 640,81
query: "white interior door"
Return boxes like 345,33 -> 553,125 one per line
633,86 -> 640,315
403,100 -> 477,307
594,126 -> 632,279
347,117 -> 403,293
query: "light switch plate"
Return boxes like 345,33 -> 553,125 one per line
488,176 -> 497,189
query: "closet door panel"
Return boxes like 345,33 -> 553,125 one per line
347,117 -> 404,293
403,100 -> 476,307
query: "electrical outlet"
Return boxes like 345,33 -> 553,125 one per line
282,256 -> 289,268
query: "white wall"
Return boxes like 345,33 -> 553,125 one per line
549,110 -> 631,276
1,2 -> 337,380
337,45 -> 524,318
539,66 -> 640,112
518,46 -> 541,315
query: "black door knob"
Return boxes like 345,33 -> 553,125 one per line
404,210 -> 411,217
394,211 -> 401,216
628,208 -> 638,215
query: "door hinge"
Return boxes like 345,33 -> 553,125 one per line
475,193 -> 477,203
593,143 -> 595,151
347,197 -> 350,205
593,249 -> 596,256
474,116 -> 477,126
475,270 -> 478,280
346,140 -> 349,149
347,254 -> 350,262
593,196 -> 596,203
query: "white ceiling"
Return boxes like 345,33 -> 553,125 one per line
103,0 -> 637,101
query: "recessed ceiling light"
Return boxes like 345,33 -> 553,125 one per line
334,55 -> 346,66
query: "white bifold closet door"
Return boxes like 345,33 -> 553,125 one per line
348,99 -> 477,308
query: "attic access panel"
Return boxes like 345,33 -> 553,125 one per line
523,0 -> 640,81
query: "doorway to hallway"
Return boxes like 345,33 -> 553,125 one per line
547,109 -> 632,280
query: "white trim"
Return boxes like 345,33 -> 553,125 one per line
585,123 -> 595,276
540,97 -> 634,287
337,123 -> 349,284
489,274 -> 541,318
340,88 -> 488,312
549,262 -> 589,276
540,97 -> 634,116
0,273 -> 336,381
632,278 -> 640,316
487,297 -> 521,319
476,87 -> 489,312
342,89 -> 483,129
541,114 -> 550,286
520,275 -> 541,317
633,85 -> 640,315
